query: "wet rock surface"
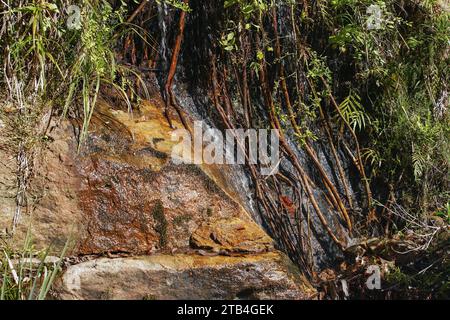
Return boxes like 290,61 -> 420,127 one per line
75,100 -> 252,254
1,99 -> 250,254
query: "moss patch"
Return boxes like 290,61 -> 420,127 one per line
173,214 -> 192,226
152,200 -> 168,248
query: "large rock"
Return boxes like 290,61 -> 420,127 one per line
57,252 -> 315,300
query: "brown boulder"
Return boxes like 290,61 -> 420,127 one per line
190,217 -> 274,254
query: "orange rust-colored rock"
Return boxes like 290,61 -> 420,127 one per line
190,217 -> 274,254
1,98 -> 253,255
73,100 -> 251,254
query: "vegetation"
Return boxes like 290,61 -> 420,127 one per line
326,0 -> 449,213
208,0 -> 448,297
0,230 -> 69,300
0,0 -> 448,299
1,0 -> 130,141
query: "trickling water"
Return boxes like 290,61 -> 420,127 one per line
152,1 -> 354,269
157,1 -> 169,73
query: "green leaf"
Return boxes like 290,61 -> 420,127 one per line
257,50 -> 264,60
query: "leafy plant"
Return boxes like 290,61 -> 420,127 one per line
159,0 -> 191,12
338,91 -> 370,131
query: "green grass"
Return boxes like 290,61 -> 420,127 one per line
0,230 -> 70,300
0,0 -> 147,147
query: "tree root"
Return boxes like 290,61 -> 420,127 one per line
163,0 -> 189,131
271,6 -> 352,233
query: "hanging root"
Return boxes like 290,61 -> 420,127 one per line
257,37 -> 346,250
210,54 -> 315,275
321,78 -> 374,217
127,0 -> 153,24
319,105 -> 354,210
271,6 -> 352,233
163,0 -> 189,131
205,3 -> 378,273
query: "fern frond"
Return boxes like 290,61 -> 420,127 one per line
337,91 -> 370,131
